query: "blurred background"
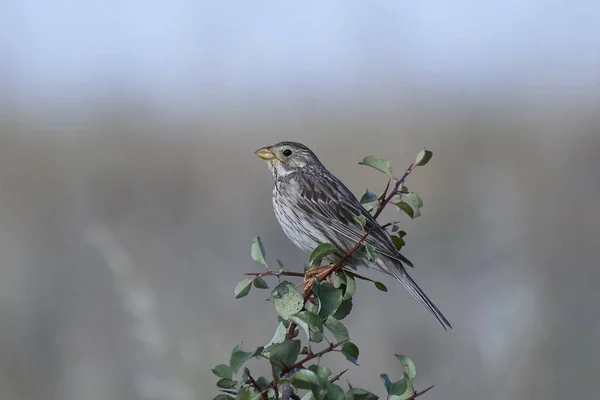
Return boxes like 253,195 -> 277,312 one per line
1,1 -> 599,399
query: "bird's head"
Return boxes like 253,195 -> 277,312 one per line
255,141 -> 322,177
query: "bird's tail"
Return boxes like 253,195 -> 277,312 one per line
386,263 -> 452,331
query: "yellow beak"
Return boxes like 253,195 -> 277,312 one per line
255,148 -> 277,161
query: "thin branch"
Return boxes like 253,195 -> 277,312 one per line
244,369 -> 269,400
329,368 -> 349,383
373,162 -> 416,220
245,270 -> 305,278
281,339 -> 349,375
410,384 -> 435,399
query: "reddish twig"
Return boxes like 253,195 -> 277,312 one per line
243,368 -> 269,400
373,162 -> 416,220
245,270 -> 305,278
411,384 -> 435,399
281,339 -> 349,375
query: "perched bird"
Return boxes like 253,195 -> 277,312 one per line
255,141 -> 451,330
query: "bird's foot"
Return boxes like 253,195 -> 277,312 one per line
300,264 -> 337,294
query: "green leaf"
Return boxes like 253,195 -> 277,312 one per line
402,192 -> 423,219
394,354 -> 417,380
395,201 -> 414,218
291,310 -> 323,339
250,236 -> 266,264
389,376 -> 414,399
415,148 -> 433,166
238,389 -> 261,400
324,316 -> 349,342
354,215 -> 367,229
255,377 -> 269,389
277,259 -> 285,272
305,295 -> 320,315
390,235 -> 405,250
359,156 -> 392,175
332,272 -> 344,288
342,274 -> 355,300
230,344 -> 262,374
216,378 -> 237,389
341,342 -> 359,365
289,369 -> 321,390
309,329 -> 324,343
268,339 -> 301,375
213,395 -> 235,400
211,364 -> 232,379
326,382 -> 346,400
313,283 -> 343,318
363,243 -> 377,261
398,230 -> 407,238
374,281 -> 388,292
252,277 -> 269,289
234,278 -> 253,299
266,322 -> 287,347
308,364 -> 332,382
309,243 -> 339,267
380,374 -> 392,393
271,281 -> 304,320
360,189 -> 378,204
333,298 -> 353,320
345,388 -> 379,400
363,202 -> 374,212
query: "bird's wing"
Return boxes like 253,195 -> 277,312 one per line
293,173 -> 413,267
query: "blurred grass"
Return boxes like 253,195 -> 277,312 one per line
0,93 -> 599,400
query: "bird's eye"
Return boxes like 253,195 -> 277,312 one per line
283,149 -> 293,157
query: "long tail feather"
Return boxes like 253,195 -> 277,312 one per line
386,263 -> 452,330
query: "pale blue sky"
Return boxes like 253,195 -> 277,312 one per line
2,0 -> 599,107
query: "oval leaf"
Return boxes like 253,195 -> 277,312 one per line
313,283 -> 343,318
363,243 -> 378,261
342,274 -> 356,300
332,298 -> 353,320
324,316 -> 349,342
230,343 -> 261,374
359,156 -> 392,175
341,342 -> 359,365
309,243 -> 339,267
211,364 -> 232,379
354,215 -> 367,229
360,189 -> 379,204
289,369 -> 320,390
380,373 -> 392,393
394,354 -> 417,380
396,202 -> 414,219
374,281 -> 388,292
415,148 -> 433,166
234,278 -> 253,299
271,281 -> 304,320
389,378 -> 409,397
268,339 -> 301,376
291,310 -> 323,339
402,192 -> 423,219
390,235 -> 405,250
250,236 -> 266,264
346,388 -> 378,400
252,277 -> 269,289
277,259 -> 285,272
216,378 -> 237,389
213,395 -> 235,400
